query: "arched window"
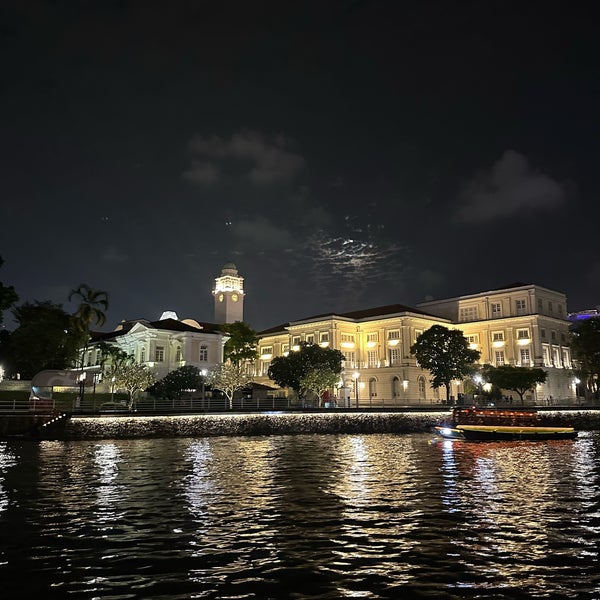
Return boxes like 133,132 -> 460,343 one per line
175,346 -> 182,362
418,376 -> 426,400
140,348 -> 146,363
369,377 -> 377,398
392,376 -> 400,397
199,345 -> 208,361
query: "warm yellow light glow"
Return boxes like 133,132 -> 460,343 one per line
341,342 -> 355,349
352,371 -> 360,381
366,341 -> 376,348
517,338 -> 530,346
291,345 -> 300,352
260,353 -> 273,360
402,379 -> 409,391
387,339 -> 399,346
283,351 -> 289,357
492,340 -> 505,348
469,343 -> 478,350
319,341 -> 329,348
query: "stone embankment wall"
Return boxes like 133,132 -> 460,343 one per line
40,409 -> 600,440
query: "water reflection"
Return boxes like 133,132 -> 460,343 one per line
0,433 -> 599,599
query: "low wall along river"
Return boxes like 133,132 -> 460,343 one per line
2,408 -> 599,440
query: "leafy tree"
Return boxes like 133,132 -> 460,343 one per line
206,362 -> 254,409
0,256 -> 18,326
299,366 -> 341,406
150,365 -> 205,401
267,342 -> 345,403
112,363 -> 156,409
10,301 -> 82,378
570,318 -> 600,402
482,364 -> 547,405
410,325 -> 481,403
96,342 -> 134,372
221,321 -> 259,364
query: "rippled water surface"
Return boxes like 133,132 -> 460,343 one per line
1,432 -> 600,599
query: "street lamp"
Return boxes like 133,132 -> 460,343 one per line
77,372 -> 86,410
352,371 -> 360,408
111,376 -> 116,404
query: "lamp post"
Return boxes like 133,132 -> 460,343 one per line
111,376 -> 116,404
353,371 -> 360,409
77,372 -> 85,410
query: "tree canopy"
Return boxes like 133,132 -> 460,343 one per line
10,301 -> 82,378
267,342 -> 345,403
570,318 -> 600,401
207,362 -> 254,408
410,325 -> 481,402
221,321 -> 259,364
69,284 -> 109,334
481,364 -> 547,404
112,362 -> 156,408
149,365 -> 205,401
0,256 -> 18,327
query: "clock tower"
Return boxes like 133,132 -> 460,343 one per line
213,262 -> 244,324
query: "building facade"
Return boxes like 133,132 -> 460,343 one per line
254,283 -> 576,406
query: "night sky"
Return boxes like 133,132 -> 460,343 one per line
1,1 -> 599,333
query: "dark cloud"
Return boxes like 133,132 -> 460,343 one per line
455,150 -> 566,224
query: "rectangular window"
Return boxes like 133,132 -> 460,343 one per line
562,348 -> 570,368
388,348 -> 400,365
541,328 -> 546,338
292,336 -> 301,346
414,329 -> 423,342
465,334 -> 479,344
282,343 -> 289,355
495,350 -> 505,365
520,348 -> 531,365
319,332 -> 329,343
537,298 -> 543,312
367,332 -> 378,343
517,329 -> 530,339
548,301 -> 553,313
551,330 -> 556,341
260,346 -> 273,358
199,345 -> 208,361
542,345 -> 551,366
516,299 -> 527,314
459,306 -> 479,322
305,334 -> 314,344
558,304 -> 563,315
387,329 -> 400,340
341,333 -> 355,343
367,350 -> 378,367
175,347 -> 182,361
491,302 -> 502,318
141,348 -> 146,363
492,331 -> 504,342
343,351 -> 356,367
553,347 -> 561,366
155,346 -> 164,362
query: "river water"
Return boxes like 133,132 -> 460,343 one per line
1,432 -> 599,600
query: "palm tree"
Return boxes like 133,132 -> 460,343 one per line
69,284 -> 109,334
68,284 -> 109,408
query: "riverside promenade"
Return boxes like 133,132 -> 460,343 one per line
2,407 -> 599,440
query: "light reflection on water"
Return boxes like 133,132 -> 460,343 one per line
0,433 -> 599,599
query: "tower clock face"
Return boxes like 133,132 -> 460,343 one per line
218,293 -> 224,302
231,293 -> 239,302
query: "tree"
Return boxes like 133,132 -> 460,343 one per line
150,365 -> 205,401
570,318 -> 600,402
206,362 -> 254,409
482,364 -> 548,405
112,363 -> 156,409
299,366 -> 341,406
0,256 -> 18,326
410,325 -> 481,403
69,284 -> 109,369
221,321 -> 259,365
10,301 -> 83,378
267,342 -> 345,404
